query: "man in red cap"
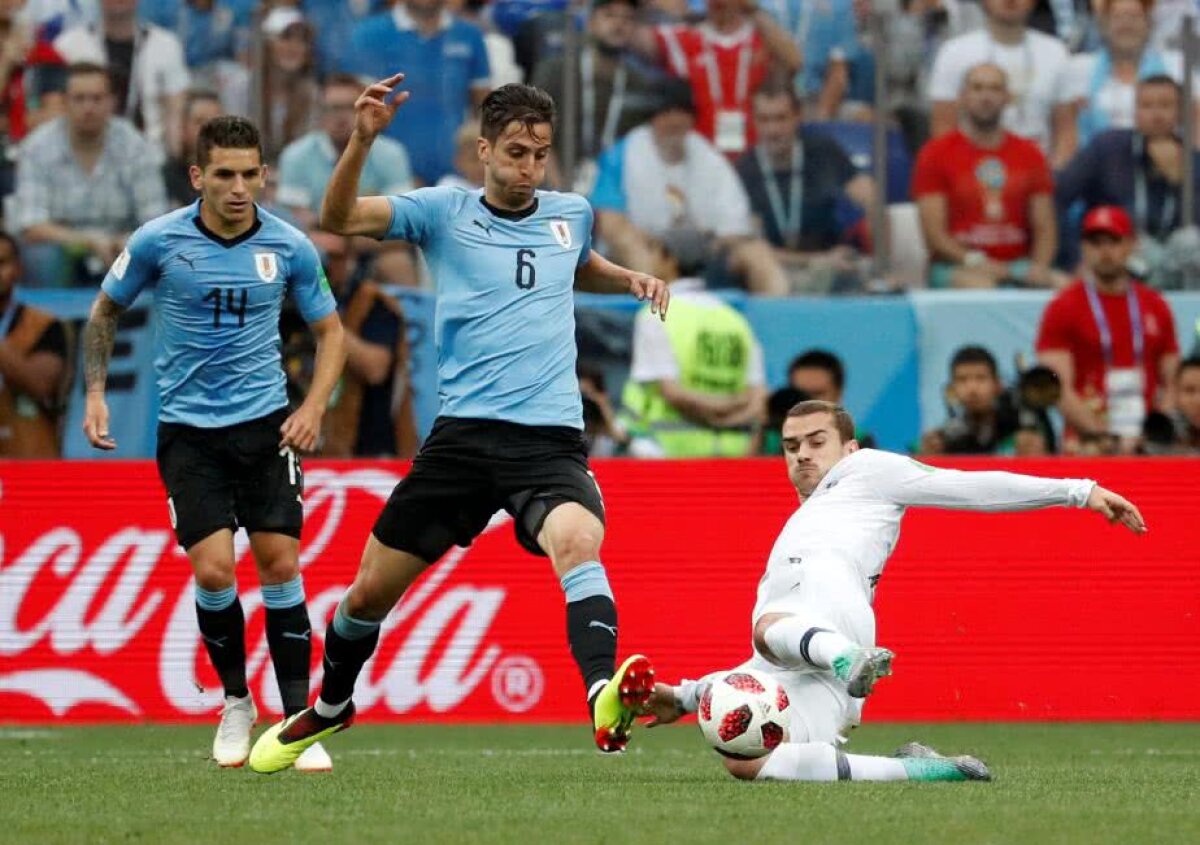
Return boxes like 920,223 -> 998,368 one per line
1036,204 -> 1180,453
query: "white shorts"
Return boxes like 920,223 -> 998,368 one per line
751,557 -> 876,653
732,656 -> 861,743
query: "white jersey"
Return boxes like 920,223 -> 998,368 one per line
760,449 -> 1096,603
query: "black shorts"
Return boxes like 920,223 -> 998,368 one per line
372,416 -> 604,562
156,407 -> 303,550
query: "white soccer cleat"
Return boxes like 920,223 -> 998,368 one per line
293,741 -> 333,773
212,696 -> 257,768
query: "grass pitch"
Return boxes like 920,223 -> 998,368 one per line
2,722 -> 1197,844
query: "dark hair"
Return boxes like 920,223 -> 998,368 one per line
1177,355 -> 1200,380
753,77 -> 802,111
195,115 -> 263,168
480,84 -> 556,143
789,349 -> 845,391
1138,74 -> 1182,97
786,399 -> 856,443
324,72 -> 365,93
0,230 -> 20,261
949,344 -> 999,378
66,61 -> 111,88
652,78 -> 696,117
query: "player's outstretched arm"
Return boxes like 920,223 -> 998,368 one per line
81,291 -> 125,450
279,312 -> 346,453
1084,485 -> 1148,534
644,682 -> 686,728
575,250 -> 670,320
320,72 -> 410,239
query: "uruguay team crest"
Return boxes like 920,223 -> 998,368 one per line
550,220 -> 572,249
255,252 -> 278,283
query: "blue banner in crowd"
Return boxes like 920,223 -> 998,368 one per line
21,288 -> 1200,459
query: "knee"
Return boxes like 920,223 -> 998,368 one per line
753,614 -> 784,662
192,556 -> 236,592
722,756 -> 764,781
256,554 -> 299,586
551,528 -> 604,568
341,578 -> 392,623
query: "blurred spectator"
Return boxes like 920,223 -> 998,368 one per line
13,62 -> 168,286
452,0 -> 523,87
578,362 -> 630,456
54,0 -> 190,159
342,0 -> 490,186
619,227 -> 767,457
736,83 -> 876,293
302,0 -> 387,76
287,231 -> 418,458
162,88 -> 220,207
174,1 -> 244,77
635,0 -> 802,158
0,231 -> 67,457
920,344 -> 1053,456
1056,76 -> 1200,285
19,1 -> 100,42
786,348 -> 876,445
591,81 -> 787,294
804,0 -> 874,121
278,73 -> 414,230
436,121 -> 485,189
530,0 -> 657,193
1168,355 -> 1200,452
1150,0 -> 1195,51
1036,205 -> 1180,453
1026,0 -> 1088,44
1067,0 -> 1177,147
928,0 -> 1074,167
490,0 -> 567,81
258,7 -> 319,160
0,1 -> 68,146
913,63 -> 1062,289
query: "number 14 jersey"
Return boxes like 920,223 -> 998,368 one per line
385,187 -> 593,429
101,201 -> 337,428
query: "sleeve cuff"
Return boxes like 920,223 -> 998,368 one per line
1066,479 -> 1097,508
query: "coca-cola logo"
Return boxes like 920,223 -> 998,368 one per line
0,467 -> 543,719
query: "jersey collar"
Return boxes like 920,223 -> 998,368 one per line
480,194 -> 539,221
193,202 -> 263,248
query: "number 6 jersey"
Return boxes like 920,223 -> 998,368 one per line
100,201 -> 337,428
385,186 -> 593,429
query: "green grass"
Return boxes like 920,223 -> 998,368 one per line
2,723 -> 1198,844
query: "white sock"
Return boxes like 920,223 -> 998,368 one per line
225,693 -> 251,706
762,617 -> 856,669
757,742 -> 909,782
314,696 -> 350,719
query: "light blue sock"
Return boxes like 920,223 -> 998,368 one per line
195,584 -> 237,611
331,601 -> 381,641
261,576 -> 305,610
559,561 -> 613,603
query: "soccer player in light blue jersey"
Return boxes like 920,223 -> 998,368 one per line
250,77 -> 670,772
81,116 -> 347,772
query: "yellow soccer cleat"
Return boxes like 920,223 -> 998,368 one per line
592,654 -> 655,753
248,704 -> 355,774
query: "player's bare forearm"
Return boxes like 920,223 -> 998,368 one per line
320,134 -> 373,234
304,313 -> 348,412
83,292 -> 124,394
576,250 -> 670,317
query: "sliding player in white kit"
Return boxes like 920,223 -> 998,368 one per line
643,400 -> 1147,783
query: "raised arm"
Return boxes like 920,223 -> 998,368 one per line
81,291 -> 126,450
868,450 -> 1146,532
320,73 -> 410,239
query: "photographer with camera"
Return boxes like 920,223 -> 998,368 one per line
920,345 -> 1056,456
1036,205 -> 1180,454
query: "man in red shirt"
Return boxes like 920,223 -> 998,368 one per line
636,0 -> 801,158
1036,205 -> 1180,453
912,62 -> 1063,289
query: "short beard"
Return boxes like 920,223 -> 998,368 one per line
967,113 -> 1003,134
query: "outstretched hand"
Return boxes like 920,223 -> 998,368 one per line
643,682 -> 684,728
628,273 -> 670,321
1085,485 -> 1147,534
354,72 -> 410,142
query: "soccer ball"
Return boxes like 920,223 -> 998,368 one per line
696,668 -> 790,759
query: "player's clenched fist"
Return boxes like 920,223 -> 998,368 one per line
279,404 -> 324,453
353,72 -> 410,142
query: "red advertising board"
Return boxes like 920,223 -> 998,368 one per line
1,458 -> 1197,723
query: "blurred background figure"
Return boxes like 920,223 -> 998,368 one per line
0,230 -> 68,457
620,227 -> 767,457
436,121 -> 486,190
161,88 -> 221,207
578,361 -> 631,457
786,348 -> 876,445
1036,205 -> 1179,454
1166,355 -> 1200,452
258,6 -> 319,160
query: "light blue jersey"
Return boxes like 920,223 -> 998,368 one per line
385,187 -> 592,429
101,201 -> 337,428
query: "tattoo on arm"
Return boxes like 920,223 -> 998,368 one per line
83,294 -> 124,392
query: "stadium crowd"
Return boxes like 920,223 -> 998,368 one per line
0,0 -> 1198,459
